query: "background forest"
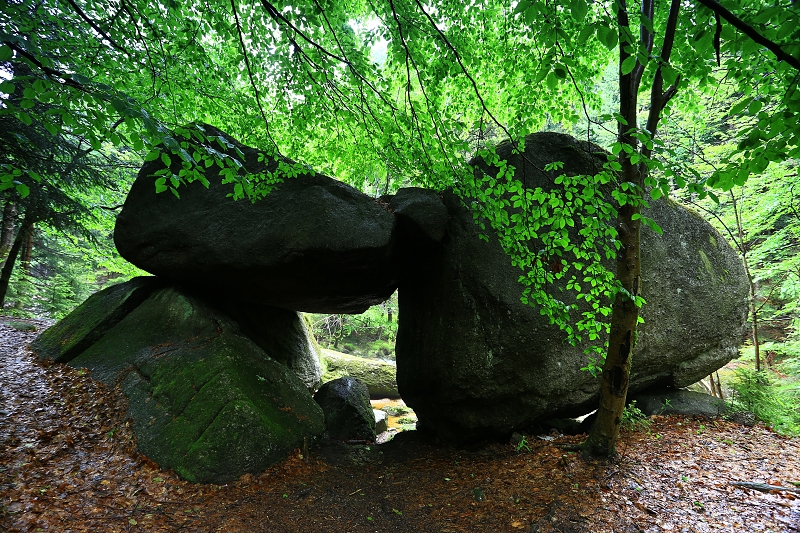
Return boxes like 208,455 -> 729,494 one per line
1,0 -> 799,438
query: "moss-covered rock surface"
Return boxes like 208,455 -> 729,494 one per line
321,349 -> 398,398
30,277 -> 162,364
34,283 -> 325,483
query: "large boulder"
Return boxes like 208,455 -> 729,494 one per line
314,377 -> 376,441
33,282 -> 325,483
114,124 -> 398,314
395,132 -> 749,444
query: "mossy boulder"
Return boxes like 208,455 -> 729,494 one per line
30,276 -> 163,364
37,283 -> 325,483
314,377 -> 376,441
321,349 -> 399,398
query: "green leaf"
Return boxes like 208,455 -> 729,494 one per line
748,99 -> 763,115
111,98 -> 128,114
661,64 -> 678,86
513,0 -> 532,15
546,72 -> 559,90
730,98 -> 753,115
15,182 -> 30,197
145,149 -> 160,162
646,219 -> 662,235
598,25 -> 617,49
0,80 -> 14,94
570,0 -> 588,22
0,45 -> 11,62
650,188 -> 663,200
161,153 -> 172,167
621,56 -> 636,75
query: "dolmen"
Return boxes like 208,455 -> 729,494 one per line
32,124 -> 748,481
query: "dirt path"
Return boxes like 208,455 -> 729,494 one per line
2,320 -> 799,532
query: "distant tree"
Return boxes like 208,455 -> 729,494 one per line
0,64 -> 131,309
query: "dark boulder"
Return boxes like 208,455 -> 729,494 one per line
630,389 -> 728,418
30,276 -> 164,364
388,187 -> 449,277
114,124 -> 398,314
218,302 -> 322,391
314,377 -> 376,441
34,282 -> 325,483
388,187 -> 448,245
395,132 -> 749,444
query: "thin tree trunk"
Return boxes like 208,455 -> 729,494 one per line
0,215 -> 30,309
699,377 -> 713,396
715,371 -> 724,400
20,222 -> 34,275
706,376 -> 716,397
582,0 -> 644,457
730,191 -> 760,370
0,200 -> 16,264
583,0 -> 681,457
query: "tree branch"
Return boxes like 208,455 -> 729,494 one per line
695,0 -> 800,72
642,0 -> 681,161
230,0 -> 281,155
63,0 -> 132,57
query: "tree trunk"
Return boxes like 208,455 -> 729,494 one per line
0,215 -> 30,309
582,0 -> 643,457
20,222 -> 34,275
0,200 -> 16,265
731,192 -> 760,370
583,0 -> 681,457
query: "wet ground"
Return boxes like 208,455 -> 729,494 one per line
2,318 -> 800,532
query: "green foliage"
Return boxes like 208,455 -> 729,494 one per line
515,435 -> 532,453
728,368 -> 800,436
3,0 -> 797,328
621,400 -> 652,432
310,294 -> 398,359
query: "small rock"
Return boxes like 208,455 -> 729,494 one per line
374,409 -> 388,433
729,411 -> 757,427
314,377 -> 376,441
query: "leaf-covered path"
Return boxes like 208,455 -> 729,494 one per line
1,320 -> 799,532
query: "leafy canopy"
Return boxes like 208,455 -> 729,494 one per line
2,0 -> 799,347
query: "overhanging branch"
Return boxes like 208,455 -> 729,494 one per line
695,0 -> 800,72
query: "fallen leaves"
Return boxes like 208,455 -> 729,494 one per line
2,321 -> 800,532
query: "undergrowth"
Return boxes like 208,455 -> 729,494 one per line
621,400 -> 652,432
727,367 -> 800,436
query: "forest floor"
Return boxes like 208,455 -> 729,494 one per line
2,319 -> 800,533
